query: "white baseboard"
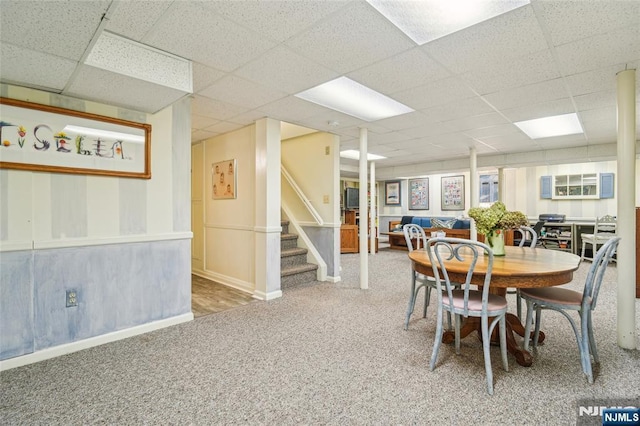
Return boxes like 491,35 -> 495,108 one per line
0,312 -> 194,372
253,289 -> 283,301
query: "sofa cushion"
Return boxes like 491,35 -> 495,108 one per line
432,218 -> 457,229
454,219 -> 471,229
411,217 -> 431,228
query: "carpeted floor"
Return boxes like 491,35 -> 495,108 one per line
1,249 -> 638,425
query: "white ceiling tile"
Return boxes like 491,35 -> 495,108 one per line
422,97 -> 495,123
500,98 -> 575,122
394,77 -> 477,110
256,96 -> 330,123
211,0 -> 350,43
191,114 -> 219,131
0,0 -> 110,60
442,112 -> 510,132
65,65 -> 187,113
574,90 -> 617,112
143,2 -> 276,72
564,65 -> 625,97
536,0 -> 640,47
423,5 -> 547,74
192,63 -> 227,93
348,47 -> 451,95
227,109 -> 269,127
0,43 -> 77,91
191,128 -> 219,143
461,49 -> 560,94
285,2 -> 414,74
463,124 -> 521,139
198,75 -> 287,110
203,121 -> 245,135
555,25 -> 640,76
105,0 -> 174,41
235,46 -> 338,94
373,110 -> 437,132
483,78 -> 569,110
399,122 -> 457,139
191,95 -> 249,121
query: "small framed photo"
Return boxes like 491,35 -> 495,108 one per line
212,159 -> 236,199
441,175 -> 464,211
385,180 -> 401,206
409,178 -> 429,210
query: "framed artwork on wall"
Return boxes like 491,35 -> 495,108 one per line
212,159 -> 236,199
441,175 -> 464,211
0,97 -> 151,179
385,180 -> 401,206
409,178 -> 429,210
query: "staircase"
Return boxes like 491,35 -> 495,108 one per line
280,220 -> 318,289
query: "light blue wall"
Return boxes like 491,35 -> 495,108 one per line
303,226 -> 336,276
1,239 -> 191,359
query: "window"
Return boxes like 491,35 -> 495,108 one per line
479,174 -> 499,203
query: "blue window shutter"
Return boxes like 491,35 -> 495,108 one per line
540,176 -> 552,199
600,173 -> 614,198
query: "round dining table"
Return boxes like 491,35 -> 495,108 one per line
408,245 -> 581,367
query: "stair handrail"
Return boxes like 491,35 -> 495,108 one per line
281,166 -> 324,226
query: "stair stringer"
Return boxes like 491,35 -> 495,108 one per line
281,203 -> 327,281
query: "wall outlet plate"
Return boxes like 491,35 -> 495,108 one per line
66,290 -> 78,307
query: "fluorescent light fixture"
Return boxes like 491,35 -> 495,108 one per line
514,113 -> 584,139
340,150 -> 387,161
367,0 -> 530,45
295,77 -> 414,121
63,125 -> 145,143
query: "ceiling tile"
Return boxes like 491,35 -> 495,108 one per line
500,98 -> 575,122
463,123 -> 521,139
536,0 -> 640,46
191,114 -> 219,130
256,96 -> 331,123
211,0 -> 350,43
198,75 -> 287,110
235,46 -> 338,94
0,43 -> 77,91
192,63 -> 227,93
422,97 -> 495,123
285,1 -> 414,74
191,95 -> 249,121
564,65 -> 624,97
442,112 -> 510,132
424,5 -> 547,74
65,65 -> 187,113
105,0 -> 174,41
191,128 -> 219,143
555,25 -> 640,76
0,0 -> 110,60
574,90 -> 617,112
143,2 -> 276,72
394,76 -> 477,110
483,78 -> 569,110
348,47 -> 451,95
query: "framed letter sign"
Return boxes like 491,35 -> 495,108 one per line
0,98 -> 151,179
441,175 -> 465,211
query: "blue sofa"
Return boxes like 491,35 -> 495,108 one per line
410,217 -> 471,230
386,216 -> 473,250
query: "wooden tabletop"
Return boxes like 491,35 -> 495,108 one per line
409,245 -> 581,289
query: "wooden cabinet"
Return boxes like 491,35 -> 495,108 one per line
340,225 -> 358,253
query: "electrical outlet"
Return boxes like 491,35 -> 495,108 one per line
66,290 -> 78,307
323,195 -> 329,203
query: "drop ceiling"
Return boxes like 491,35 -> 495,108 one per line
1,0 -> 638,179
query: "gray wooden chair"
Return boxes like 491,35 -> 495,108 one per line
512,225 -> 539,321
427,237 -> 509,395
521,236 -> 621,384
580,215 -> 617,262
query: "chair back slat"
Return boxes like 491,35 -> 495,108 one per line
402,224 -> 427,252
515,226 -> 538,248
594,215 -> 616,235
584,236 -> 620,310
427,237 -> 493,317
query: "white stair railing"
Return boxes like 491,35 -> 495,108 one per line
281,166 -> 323,226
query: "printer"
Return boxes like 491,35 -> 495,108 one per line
539,214 -> 566,223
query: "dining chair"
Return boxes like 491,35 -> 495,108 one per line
580,215 -> 617,262
511,225 -> 539,321
426,237 -> 508,395
521,236 -> 621,384
402,224 -> 454,330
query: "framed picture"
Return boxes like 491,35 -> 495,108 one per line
212,159 -> 236,199
0,98 -> 151,179
409,178 -> 429,210
441,175 -> 465,211
385,180 -> 401,206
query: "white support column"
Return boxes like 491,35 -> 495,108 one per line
616,69 -> 637,349
498,167 -> 505,204
359,128 -> 369,289
254,118 -> 282,300
469,147 -> 478,241
370,161 -> 376,256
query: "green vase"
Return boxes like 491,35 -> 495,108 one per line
488,230 -> 505,256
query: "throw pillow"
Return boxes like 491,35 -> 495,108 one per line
432,218 -> 457,229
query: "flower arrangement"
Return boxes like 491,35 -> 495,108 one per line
468,201 -> 528,238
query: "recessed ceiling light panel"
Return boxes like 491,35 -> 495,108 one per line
367,0 -> 530,45
514,113 -> 584,139
295,77 -> 414,121
340,150 -> 387,161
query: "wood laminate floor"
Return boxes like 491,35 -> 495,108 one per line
191,274 -> 255,318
